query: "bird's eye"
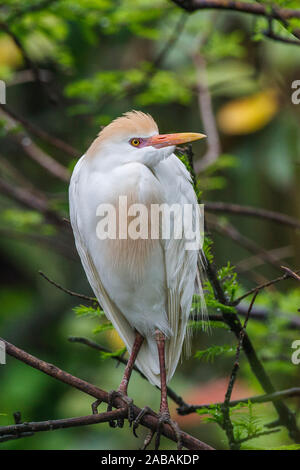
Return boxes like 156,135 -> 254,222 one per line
130,138 -> 141,147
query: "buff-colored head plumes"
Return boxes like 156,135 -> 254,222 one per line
100,111 -> 159,140
87,111 -> 158,157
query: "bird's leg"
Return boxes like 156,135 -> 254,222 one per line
140,330 -> 183,450
107,330 -> 144,428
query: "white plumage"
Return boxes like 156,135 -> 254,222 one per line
69,111 -> 206,388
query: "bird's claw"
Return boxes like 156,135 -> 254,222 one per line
91,399 -> 102,415
132,406 -> 156,438
107,390 -> 134,428
142,410 -> 183,450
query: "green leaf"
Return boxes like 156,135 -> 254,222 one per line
218,262 -> 239,302
92,323 -> 114,334
99,346 -> 127,360
203,237 -> 214,263
206,297 -> 237,315
136,70 -> 192,106
194,344 -> 235,362
73,305 -> 103,318
189,320 -> 230,331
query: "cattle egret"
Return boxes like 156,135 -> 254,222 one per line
69,111 -> 206,449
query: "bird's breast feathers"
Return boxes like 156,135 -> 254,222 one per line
72,159 -> 166,283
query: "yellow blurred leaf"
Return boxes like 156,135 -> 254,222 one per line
0,36 -> 23,68
217,89 -> 279,135
106,328 -> 125,350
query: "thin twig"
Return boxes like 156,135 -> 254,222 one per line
0,409 -> 127,442
0,108 -> 70,182
208,215 -> 285,271
172,0 -> 300,19
0,176 -> 67,229
172,1 -> 300,43
193,52 -> 221,172
236,246 -> 293,274
0,22 -> 57,102
231,269 -> 300,306
204,201 -> 300,230
281,266 -> 300,283
39,272 -> 96,303
0,104 -> 78,158
264,30 -> 300,46
0,182 -> 70,244
235,304 -> 300,330
235,428 -> 280,445
153,13 -> 188,68
199,305 -> 300,330
178,387 -> 300,415
221,291 -> 259,449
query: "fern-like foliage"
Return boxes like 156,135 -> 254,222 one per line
73,304 -> 113,335
194,344 -> 235,362
98,347 -> 127,360
189,319 -> 230,331
232,402 -> 265,443
217,262 -> 239,303
73,305 -> 104,318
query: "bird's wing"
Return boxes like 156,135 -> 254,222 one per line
69,156 -> 136,354
154,154 -> 207,383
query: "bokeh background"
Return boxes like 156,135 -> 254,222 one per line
0,0 -> 299,450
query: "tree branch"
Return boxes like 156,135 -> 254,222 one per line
231,268 -> 300,306
178,387 -> 300,415
0,22 -> 57,102
221,290 -> 258,450
0,338 -> 214,450
0,409 -> 127,443
263,30 -> 300,46
193,52 -> 221,172
281,266 -> 300,283
0,108 -> 70,182
0,176 -> 67,230
0,104 -> 78,158
171,1 -> 300,20
208,215 -> 286,271
39,271 -> 96,303
235,304 -> 300,330
204,201 -> 300,230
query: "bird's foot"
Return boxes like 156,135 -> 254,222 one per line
107,390 -> 134,428
132,406 -> 156,438
141,410 -> 183,450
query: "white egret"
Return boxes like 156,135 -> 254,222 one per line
69,111 -> 206,448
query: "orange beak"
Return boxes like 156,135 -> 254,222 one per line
146,132 -> 206,148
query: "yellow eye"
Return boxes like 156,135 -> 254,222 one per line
130,138 -> 140,147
